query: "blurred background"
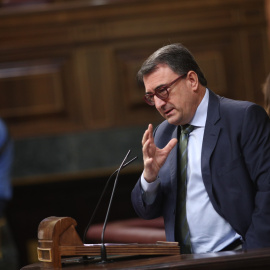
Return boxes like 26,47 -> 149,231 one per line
0,0 -> 270,268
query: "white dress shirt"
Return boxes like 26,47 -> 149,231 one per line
141,89 -> 240,253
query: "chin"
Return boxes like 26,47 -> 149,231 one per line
167,118 -> 181,126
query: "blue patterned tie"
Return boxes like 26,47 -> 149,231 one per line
177,124 -> 194,254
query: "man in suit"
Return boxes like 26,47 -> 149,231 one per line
131,43 -> 270,254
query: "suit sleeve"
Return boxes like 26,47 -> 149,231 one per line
131,175 -> 163,220
241,104 -> 270,249
131,121 -> 178,224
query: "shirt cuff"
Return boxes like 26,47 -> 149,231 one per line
141,173 -> 160,204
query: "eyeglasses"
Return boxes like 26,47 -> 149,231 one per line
144,74 -> 186,106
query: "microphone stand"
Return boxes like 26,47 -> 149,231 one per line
100,150 -> 132,263
81,150 -> 137,263
82,152 -> 137,244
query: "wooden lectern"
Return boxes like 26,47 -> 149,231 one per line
37,216 -> 180,269
23,217 -> 270,270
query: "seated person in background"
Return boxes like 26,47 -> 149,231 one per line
0,119 -> 18,270
262,72 -> 270,116
131,43 -> 270,254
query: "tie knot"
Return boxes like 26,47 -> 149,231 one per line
181,124 -> 194,135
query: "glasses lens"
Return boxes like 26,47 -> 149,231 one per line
144,94 -> 155,105
156,87 -> 168,100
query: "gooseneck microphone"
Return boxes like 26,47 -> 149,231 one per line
82,150 -> 137,263
100,150 -> 135,262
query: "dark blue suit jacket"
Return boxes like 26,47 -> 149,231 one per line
131,90 -> 270,250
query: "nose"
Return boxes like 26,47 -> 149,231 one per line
154,95 -> 167,109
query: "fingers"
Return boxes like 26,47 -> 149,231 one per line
148,123 -> 153,140
142,124 -> 177,158
165,138 -> 178,153
155,138 -> 178,167
142,136 -> 151,158
141,125 -> 178,183
142,124 -> 153,146
142,124 -> 156,166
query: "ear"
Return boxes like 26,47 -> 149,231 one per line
186,71 -> 199,91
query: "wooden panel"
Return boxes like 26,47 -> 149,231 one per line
0,59 -> 64,118
114,46 -> 164,126
245,28 -> 270,104
74,47 -> 116,129
0,0 -> 268,138
0,52 -> 85,137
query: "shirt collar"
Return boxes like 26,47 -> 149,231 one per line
189,88 -> 209,128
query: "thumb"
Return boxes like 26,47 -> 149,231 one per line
164,138 -> 178,154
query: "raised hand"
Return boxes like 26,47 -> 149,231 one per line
142,124 -> 178,183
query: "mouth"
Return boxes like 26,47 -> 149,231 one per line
164,108 -> 174,116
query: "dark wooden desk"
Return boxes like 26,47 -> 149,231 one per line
21,248 -> 270,270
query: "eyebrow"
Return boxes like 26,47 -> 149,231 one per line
145,91 -> 153,95
154,84 -> 166,91
145,84 -> 167,95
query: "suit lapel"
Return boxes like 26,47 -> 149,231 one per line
201,90 -> 222,213
167,91 -> 223,217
